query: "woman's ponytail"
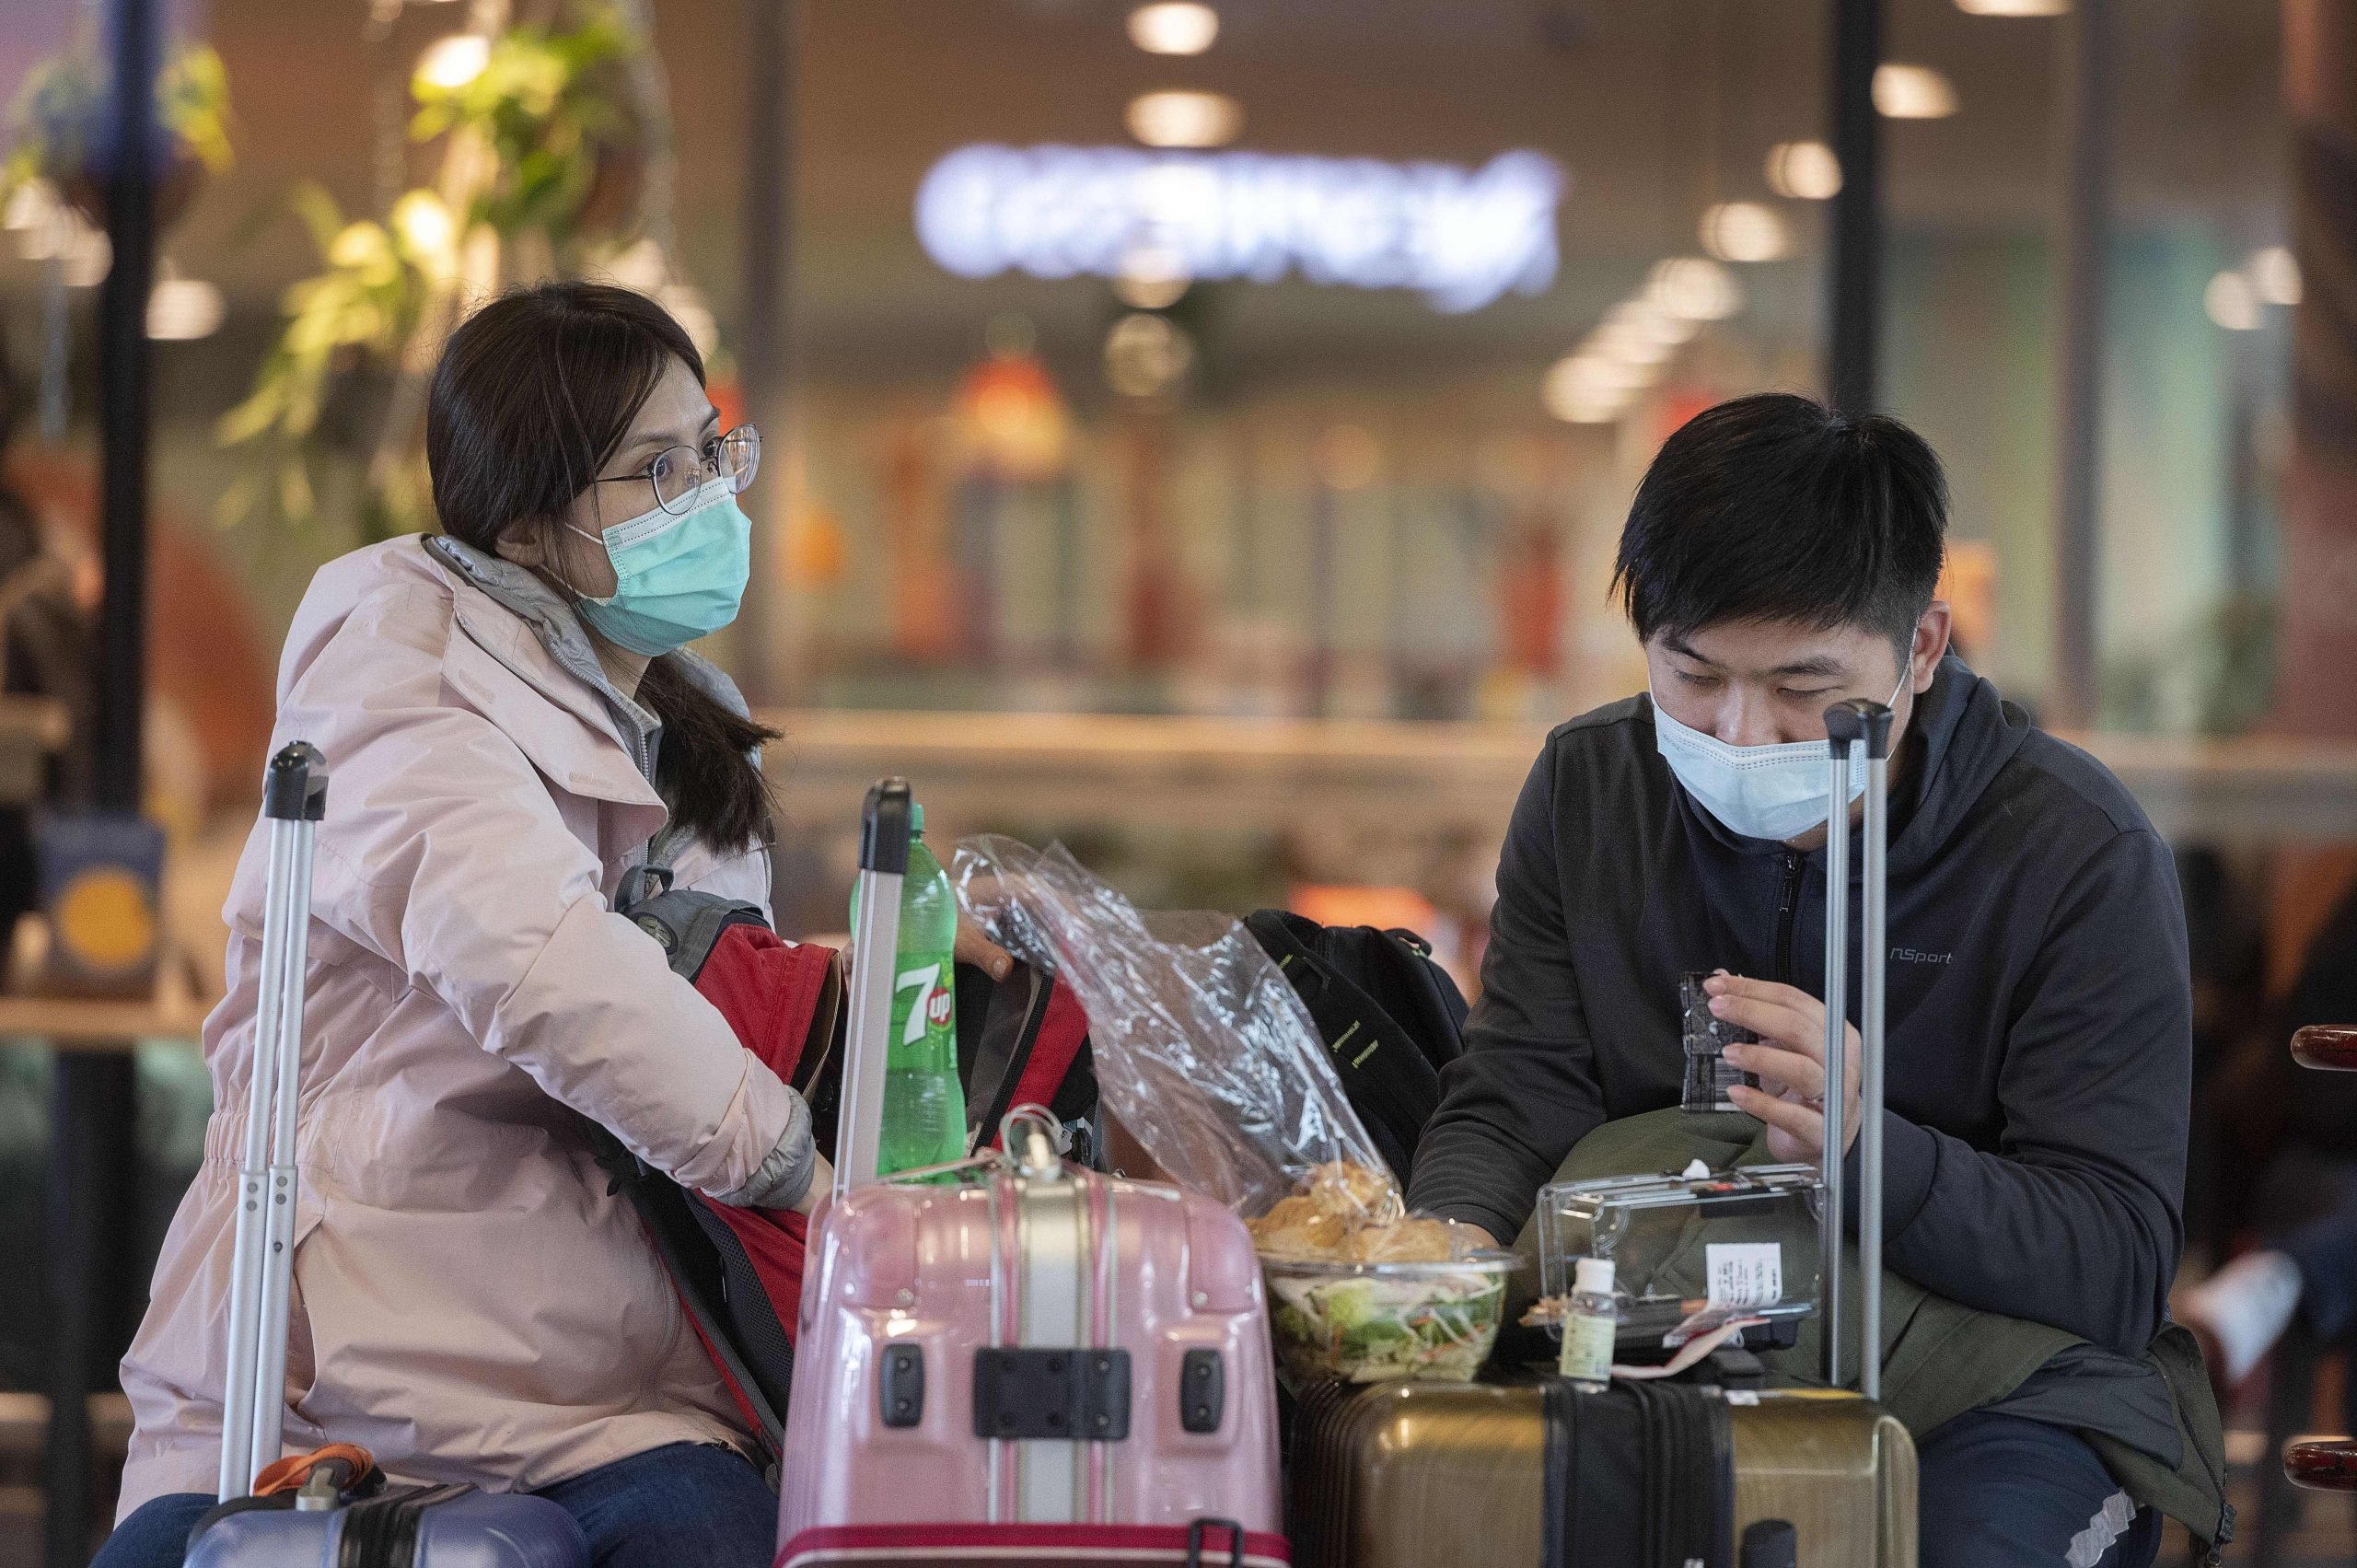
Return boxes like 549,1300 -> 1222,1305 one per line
636,656 -> 779,852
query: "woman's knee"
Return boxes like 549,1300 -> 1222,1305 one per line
92,1493 -> 217,1568
537,1442 -> 774,1568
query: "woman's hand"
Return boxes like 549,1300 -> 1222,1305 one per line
790,1152 -> 833,1215
1709,972 -> 1863,1166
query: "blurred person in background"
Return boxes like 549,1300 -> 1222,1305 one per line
2177,877 -> 2357,1398
0,325 -> 95,952
93,283 -> 831,1568
1411,394 -> 2215,1566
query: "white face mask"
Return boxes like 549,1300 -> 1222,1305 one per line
1651,662 -> 1913,842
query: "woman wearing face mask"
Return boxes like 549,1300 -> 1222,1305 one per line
94,284 -> 970,1568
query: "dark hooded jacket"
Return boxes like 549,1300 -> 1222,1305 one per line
1411,655 -> 2189,1357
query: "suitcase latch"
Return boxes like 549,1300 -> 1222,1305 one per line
971,1348 -> 1132,1441
1179,1349 -> 1225,1434
880,1342 -> 925,1429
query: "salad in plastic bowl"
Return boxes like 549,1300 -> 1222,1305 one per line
1261,1252 -> 1520,1385
1246,1162 -> 1517,1385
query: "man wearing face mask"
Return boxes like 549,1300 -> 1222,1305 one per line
1411,394 -> 2213,1566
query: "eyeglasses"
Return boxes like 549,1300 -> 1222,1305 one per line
595,424 -> 761,517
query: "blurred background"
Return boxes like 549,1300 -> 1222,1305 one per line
0,0 -> 2354,1562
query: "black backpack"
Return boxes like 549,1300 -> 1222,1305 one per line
933,910 -> 1471,1188
1243,910 -> 1469,1187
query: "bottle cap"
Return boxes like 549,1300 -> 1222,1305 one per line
1573,1257 -> 1615,1295
911,802 -> 926,834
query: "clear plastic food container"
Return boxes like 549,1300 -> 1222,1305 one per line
1537,1164 -> 1823,1348
1260,1253 -> 1520,1386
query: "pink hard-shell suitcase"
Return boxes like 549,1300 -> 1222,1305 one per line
773,780 -> 1288,1567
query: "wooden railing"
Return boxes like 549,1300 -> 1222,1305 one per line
758,711 -> 2357,846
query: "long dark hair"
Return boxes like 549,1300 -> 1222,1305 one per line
426,281 -> 778,849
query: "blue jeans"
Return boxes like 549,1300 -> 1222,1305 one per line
93,1442 -> 775,1568
1917,1411 -> 2164,1568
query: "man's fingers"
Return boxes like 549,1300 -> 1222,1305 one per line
1728,1083 -> 1820,1147
1724,1040 -> 1826,1100
955,916 -> 1016,981
1711,993 -> 1822,1056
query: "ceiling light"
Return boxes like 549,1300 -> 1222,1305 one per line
1128,3 -> 1219,56
3,180 -> 57,232
603,238 -> 670,293
60,225 -> 110,287
2204,272 -> 2260,331
1125,90 -> 1242,149
147,275 -> 224,341
1874,64 -> 1958,119
415,33 -> 491,92
1765,140 -> 1842,201
2250,246 -> 2303,307
1541,356 -> 1630,424
1105,312 -> 1193,397
1956,0 -> 2069,14
1591,308 -> 1678,366
389,191 -> 457,273
1700,201 -> 1792,263
656,284 -> 720,358
1115,240 -> 1191,309
1604,298 -> 1697,347
1647,257 -> 1744,321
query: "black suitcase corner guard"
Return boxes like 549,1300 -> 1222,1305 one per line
972,1347 -> 1132,1441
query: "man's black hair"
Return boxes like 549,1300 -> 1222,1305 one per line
1611,391 -> 1947,659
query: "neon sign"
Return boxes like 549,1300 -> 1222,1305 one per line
916,145 -> 1565,314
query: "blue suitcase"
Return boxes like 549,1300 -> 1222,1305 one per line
184,745 -> 590,1568
185,1481 -> 585,1568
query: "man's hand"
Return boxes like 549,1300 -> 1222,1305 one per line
1708,972 -> 1863,1166
848,913 -> 1015,982
955,915 -> 1015,981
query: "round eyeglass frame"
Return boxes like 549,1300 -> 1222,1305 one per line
594,424 -> 761,517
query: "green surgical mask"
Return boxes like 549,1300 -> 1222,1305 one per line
566,477 -> 752,656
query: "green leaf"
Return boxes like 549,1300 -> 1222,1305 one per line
215,387 -> 282,447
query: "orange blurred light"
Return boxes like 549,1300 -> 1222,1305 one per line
1289,885 -> 1443,936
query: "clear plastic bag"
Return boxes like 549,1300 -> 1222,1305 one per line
951,834 -> 1388,1218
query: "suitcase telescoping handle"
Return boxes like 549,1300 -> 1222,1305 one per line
218,742 -> 329,1502
1818,699 -> 1892,1400
836,778 -> 913,1196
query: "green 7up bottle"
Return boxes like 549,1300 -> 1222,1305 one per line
853,802 -> 970,1176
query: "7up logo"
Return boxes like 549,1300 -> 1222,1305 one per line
897,963 -> 953,1045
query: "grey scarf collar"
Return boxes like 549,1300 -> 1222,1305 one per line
422,533 -> 661,753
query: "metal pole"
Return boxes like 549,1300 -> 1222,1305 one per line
2048,0 -> 2115,728
1827,0 -> 1883,413
1819,744 -> 1852,1389
737,0 -> 799,706
218,819 -> 298,1500
1859,746 -> 1888,1401
246,821 -> 316,1481
96,1 -> 156,803
46,3 -> 156,1559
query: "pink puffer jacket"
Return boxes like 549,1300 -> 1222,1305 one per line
115,537 -> 806,1516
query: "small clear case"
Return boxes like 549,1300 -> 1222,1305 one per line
1537,1164 -> 1825,1347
